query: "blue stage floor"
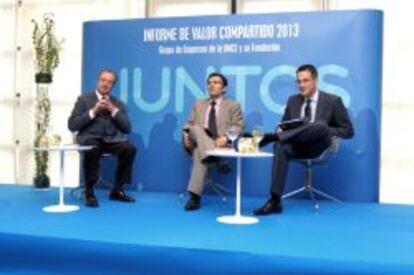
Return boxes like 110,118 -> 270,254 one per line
0,184 -> 414,274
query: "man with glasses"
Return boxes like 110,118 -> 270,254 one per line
182,72 -> 244,211
254,64 -> 354,215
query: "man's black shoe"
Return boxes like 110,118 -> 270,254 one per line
109,189 -> 135,203
253,198 -> 283,215
185,193 -> 201,211
85,194 -> 99,208
259,133 -> 279,147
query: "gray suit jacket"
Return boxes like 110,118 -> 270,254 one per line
281,91 -> 354,139
183,98 -> 244,136
68,92 -> 131,144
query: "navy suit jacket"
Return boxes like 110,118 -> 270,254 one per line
281,91 -> 354,139
68,92 -> 131,145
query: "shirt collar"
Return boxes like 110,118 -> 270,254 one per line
210,96 -> 224,105
95,90 -> 110,100
305,89 -> 319,102
95,90 -> 103,100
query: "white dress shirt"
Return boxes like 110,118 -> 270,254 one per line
300,90 -> 319,123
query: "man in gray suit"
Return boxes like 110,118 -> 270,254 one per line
254,64 -> 354,215
68,69 -> 136,207
182,72 -> 244,211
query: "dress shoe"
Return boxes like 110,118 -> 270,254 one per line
185,196 -> 201,211
109,189 -> 135,203
85,194 -> 99,208
259,133 -> 279,147
253,198 -> 283,215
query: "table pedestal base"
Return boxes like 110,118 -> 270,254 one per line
43,204 -> 79,213
217,215 -> 259,225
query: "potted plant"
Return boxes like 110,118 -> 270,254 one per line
32,13 -> 63,189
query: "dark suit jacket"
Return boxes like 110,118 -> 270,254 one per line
281,91 -> 354,139
68,92 -> 131,145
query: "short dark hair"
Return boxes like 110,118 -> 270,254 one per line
296,64 -> 318,79
207,72 -> 228,87
98,69 -> 118,85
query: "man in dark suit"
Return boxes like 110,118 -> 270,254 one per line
254,64 -> 354,215
68,69 -> 137,207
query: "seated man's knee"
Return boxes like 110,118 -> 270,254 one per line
189,124 -> 204,135
126,143 -> 137,156
85,147 -> 102,158
313,121 -> 328,131
118,142 -> 137,157
275,143 -> 294,157
273,143 -> 278,152
191,124 -> 203,130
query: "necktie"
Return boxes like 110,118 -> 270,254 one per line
304,98 -> 312,122
208,101 -> 218,138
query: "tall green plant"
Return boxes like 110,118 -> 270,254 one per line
32,13 -> 62,75
32,13 -> 63,189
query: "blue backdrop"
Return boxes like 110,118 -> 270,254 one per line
82,10 -> 383,202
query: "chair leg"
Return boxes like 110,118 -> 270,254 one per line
207,181 -> 228,203
178,191 -> 187,203
284,162 -> 341,209
312,187 -> 342,203
282,186 -> 306,199
307,187 -> 319,210
178,172 -> 231,204
305,165 -> 319,210
97,176 -> 112,190
207,172 -> 230,202
211,182 -> 232,194
70,187 -> 85,200
204,166 -> 231,203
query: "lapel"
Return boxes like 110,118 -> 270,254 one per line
315,91 -> 326,121
292,95 -> 304,119
217,99 -> 228,132
87,92 -> 99,108
199,99 -> 209,125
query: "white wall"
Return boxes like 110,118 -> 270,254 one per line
148,0 -> 230,17
1,0 -> 145,188
330,0 -> 414,204
239,0 -> 323,13
0,0 -> 17,184
1,0 -> 413,204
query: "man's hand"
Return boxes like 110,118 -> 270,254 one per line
91,99 -> 107,116
104,98 -> 118,114
183,132 -> 192,149
215,136 -> 228,148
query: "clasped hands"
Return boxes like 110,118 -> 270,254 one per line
92,97 -> 117,116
